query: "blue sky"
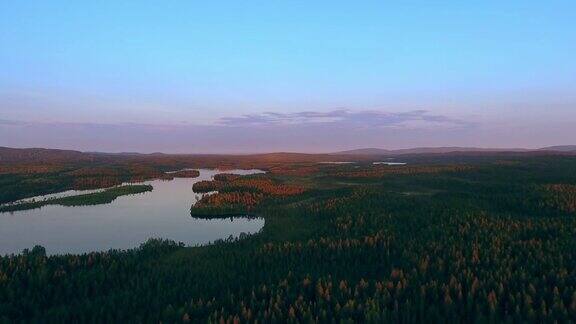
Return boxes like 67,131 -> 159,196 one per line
1,1 -> 575,152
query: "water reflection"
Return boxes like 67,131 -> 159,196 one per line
0,169 -> 265,256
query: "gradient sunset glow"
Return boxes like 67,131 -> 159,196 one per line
1,1 -> 575,152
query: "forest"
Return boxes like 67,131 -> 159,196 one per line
1,152 -> 576,322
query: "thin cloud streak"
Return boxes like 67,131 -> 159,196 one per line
219,109 -> 472,130
0,109 -> 572,153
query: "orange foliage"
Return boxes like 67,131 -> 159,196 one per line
193,180 -> 224,192
195,192 -> 264,209
194,177 -> 305,197
169,170 -> 200,178
227,178 -> 305,196
193,175 -> 306,210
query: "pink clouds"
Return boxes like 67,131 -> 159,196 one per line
218,109 -> 472,129
0,109 -> 572,153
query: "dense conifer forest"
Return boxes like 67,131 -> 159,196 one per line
1,153 -> 576,322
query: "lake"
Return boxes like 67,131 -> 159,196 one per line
0,169 -> 265,256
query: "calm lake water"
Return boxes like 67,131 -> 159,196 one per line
0,169 -> 265,256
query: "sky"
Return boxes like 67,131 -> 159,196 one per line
1,1 -> 575,153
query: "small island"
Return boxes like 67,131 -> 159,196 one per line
0,185 -> 153,213
169,169 -> 200,178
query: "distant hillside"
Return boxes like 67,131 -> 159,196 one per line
334,147 -> 529,156
333,148 -> 393,155
0,147 -> 93,163
1,145 -> 575,164
0,147 -> 349,165
539,145 -> 576,152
